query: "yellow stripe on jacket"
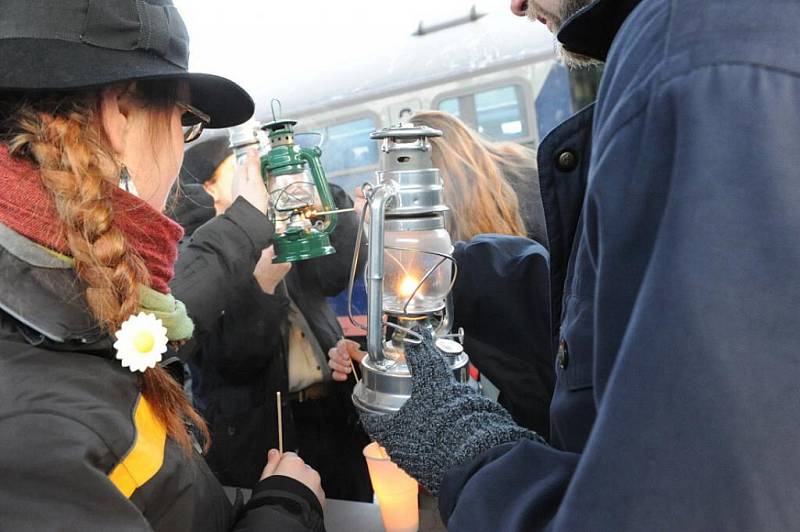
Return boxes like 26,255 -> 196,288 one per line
108,396 -> 167,498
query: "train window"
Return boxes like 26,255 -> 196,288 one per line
320,117 -> 380,176
316,116 -> 380,194
438,97 -> 461,118
474,86 -> 528,140
435,83 -> 530,142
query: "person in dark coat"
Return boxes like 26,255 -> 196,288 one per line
410,111 -> 555,435
451,236 -> 553,437
0,1 -> 324,530
355,0 -> 800,530
171,137 -> 372,500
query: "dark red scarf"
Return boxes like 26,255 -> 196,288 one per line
0,146 -> 182,294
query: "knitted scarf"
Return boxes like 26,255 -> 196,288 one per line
0,145 -> 181,293
0,146 -> 194,340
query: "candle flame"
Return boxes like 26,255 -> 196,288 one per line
398,275 -> 420,298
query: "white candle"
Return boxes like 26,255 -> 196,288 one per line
363,442 -> 419,532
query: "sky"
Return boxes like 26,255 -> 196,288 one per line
174,0 -> 522,111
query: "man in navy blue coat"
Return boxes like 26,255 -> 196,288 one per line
358,0 -> 800,530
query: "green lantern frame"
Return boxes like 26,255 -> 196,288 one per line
260,120 -> 338,263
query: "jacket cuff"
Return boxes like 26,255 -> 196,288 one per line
247,474 -> 324,526
225,197 -> 274,252
438,441 -> 517,523
257,290 -> 290,308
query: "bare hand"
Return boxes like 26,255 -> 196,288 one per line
328,338 -> 366,382
231,148 -> 269,215
260,450 -> 325,509
353,186 -> 367,215
253,246 -> 292,295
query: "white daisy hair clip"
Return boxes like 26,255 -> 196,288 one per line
113,312 -> 169,373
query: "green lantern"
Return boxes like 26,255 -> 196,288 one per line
260,120 -> 338,263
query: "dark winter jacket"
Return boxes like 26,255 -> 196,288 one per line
452,235 -> 553,437
540,103 -> 597,453
0,221 -> 323,531
504,165 -> 549,249
172,185 -> 364,488
171,197 -> 276,348
439,0 -> 800,529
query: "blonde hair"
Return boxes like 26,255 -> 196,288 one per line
4,87 -> 209,454
411,110 -> 534,241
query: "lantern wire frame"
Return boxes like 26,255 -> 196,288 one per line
269,181 -> 355,224
346,182 -> 459,345
268,180 -> 342,231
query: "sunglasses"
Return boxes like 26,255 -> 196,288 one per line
177,101 -> 211,144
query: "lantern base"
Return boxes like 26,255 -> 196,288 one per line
273,230 -> 335,263
352,351 -> 470,415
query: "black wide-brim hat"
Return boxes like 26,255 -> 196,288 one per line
0,0 -> 254,129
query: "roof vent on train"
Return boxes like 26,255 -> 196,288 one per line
413,3 -> 487,36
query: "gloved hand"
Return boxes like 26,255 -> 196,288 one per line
360,330 -> 543,494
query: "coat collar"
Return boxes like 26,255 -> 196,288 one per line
557,0 -> 643,61
0,224 -> 190,370
0,223 -> 106,347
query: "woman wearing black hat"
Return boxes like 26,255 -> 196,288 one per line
0,1 -> 324,531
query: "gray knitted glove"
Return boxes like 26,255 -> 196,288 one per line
360,330 -> 544,494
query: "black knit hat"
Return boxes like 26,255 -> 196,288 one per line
179,136 -> 232,185
0,0 -> 254,129
168,136 -> 230,235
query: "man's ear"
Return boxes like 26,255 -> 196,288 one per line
99,83 -> 135,157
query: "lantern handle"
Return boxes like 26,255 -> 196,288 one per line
297,147 -> 338,234
270,99 -> 282,123
346,195 -> 370,333
346,183 -> 392,333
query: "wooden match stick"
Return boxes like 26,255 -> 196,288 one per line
350,357 -> 361,385
340,336 -> 361,385
276,391 -> 283,454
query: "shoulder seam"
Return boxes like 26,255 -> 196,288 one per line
598,61 -> 799,152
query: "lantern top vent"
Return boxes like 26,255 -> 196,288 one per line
261,119 -> 298,148
372,123 -> 444,177
370,123 -> 443,141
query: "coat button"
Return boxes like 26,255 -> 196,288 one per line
556,150 -> 578,171
557,339 -> 569,369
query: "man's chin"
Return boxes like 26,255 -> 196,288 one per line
556,42 -> 602,69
